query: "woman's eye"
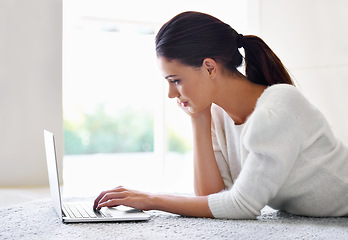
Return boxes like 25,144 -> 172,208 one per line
170,80 -> 180,85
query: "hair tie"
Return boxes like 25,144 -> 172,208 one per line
237,34 -> 244,48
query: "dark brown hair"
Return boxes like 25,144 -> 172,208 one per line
156,11 -> 293,86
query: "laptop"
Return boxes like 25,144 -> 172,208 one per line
43,130 -> 150,223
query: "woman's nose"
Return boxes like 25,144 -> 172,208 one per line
168,85 -> 180,99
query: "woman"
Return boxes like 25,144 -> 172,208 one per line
93,11 -> 348,219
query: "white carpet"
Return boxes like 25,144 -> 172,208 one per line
1,198 -> 348,240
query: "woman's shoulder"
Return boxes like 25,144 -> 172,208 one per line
256,84 -> 309,111
250,83 -> 326,131
261,83 -> 304,101
244,85 -> 309,146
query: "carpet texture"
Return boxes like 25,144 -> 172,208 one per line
1,198 -> 347,240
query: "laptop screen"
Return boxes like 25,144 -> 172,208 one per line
44,130 -> 63,219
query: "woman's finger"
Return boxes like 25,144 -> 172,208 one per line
93,186 -> 125,209
93,190 -> 109,209
99,191 -> 127,204
97,198 -> 123,209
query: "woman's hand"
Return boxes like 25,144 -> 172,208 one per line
93,186 -> 153,211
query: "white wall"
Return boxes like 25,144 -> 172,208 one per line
248,0 -> 348,144
0,0 -> 63,186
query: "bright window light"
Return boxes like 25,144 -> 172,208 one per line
62,0 -> 248,196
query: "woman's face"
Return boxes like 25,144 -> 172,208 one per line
157,57 -> 214,114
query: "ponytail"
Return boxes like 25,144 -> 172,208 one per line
241,35 -> 294,86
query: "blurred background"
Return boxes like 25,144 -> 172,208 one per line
61,0 -> 248,196
1,0 -> 347,206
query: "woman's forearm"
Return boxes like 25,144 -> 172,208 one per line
191,113 -> 225,196
150,194 -> 214,218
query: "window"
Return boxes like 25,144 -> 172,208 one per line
63,0 -> 247,196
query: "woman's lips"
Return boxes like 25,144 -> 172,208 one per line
180,101 -> 189,107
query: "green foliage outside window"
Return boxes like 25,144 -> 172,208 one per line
64,105 -> 191,155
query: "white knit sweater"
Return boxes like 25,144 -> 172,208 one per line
208,84 -> 348,219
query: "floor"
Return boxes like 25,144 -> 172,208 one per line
0,187 -> 50,208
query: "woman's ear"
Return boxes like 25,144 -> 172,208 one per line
203,58 -> 218,79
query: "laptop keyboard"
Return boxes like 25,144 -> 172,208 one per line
63,202 -> 112,219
